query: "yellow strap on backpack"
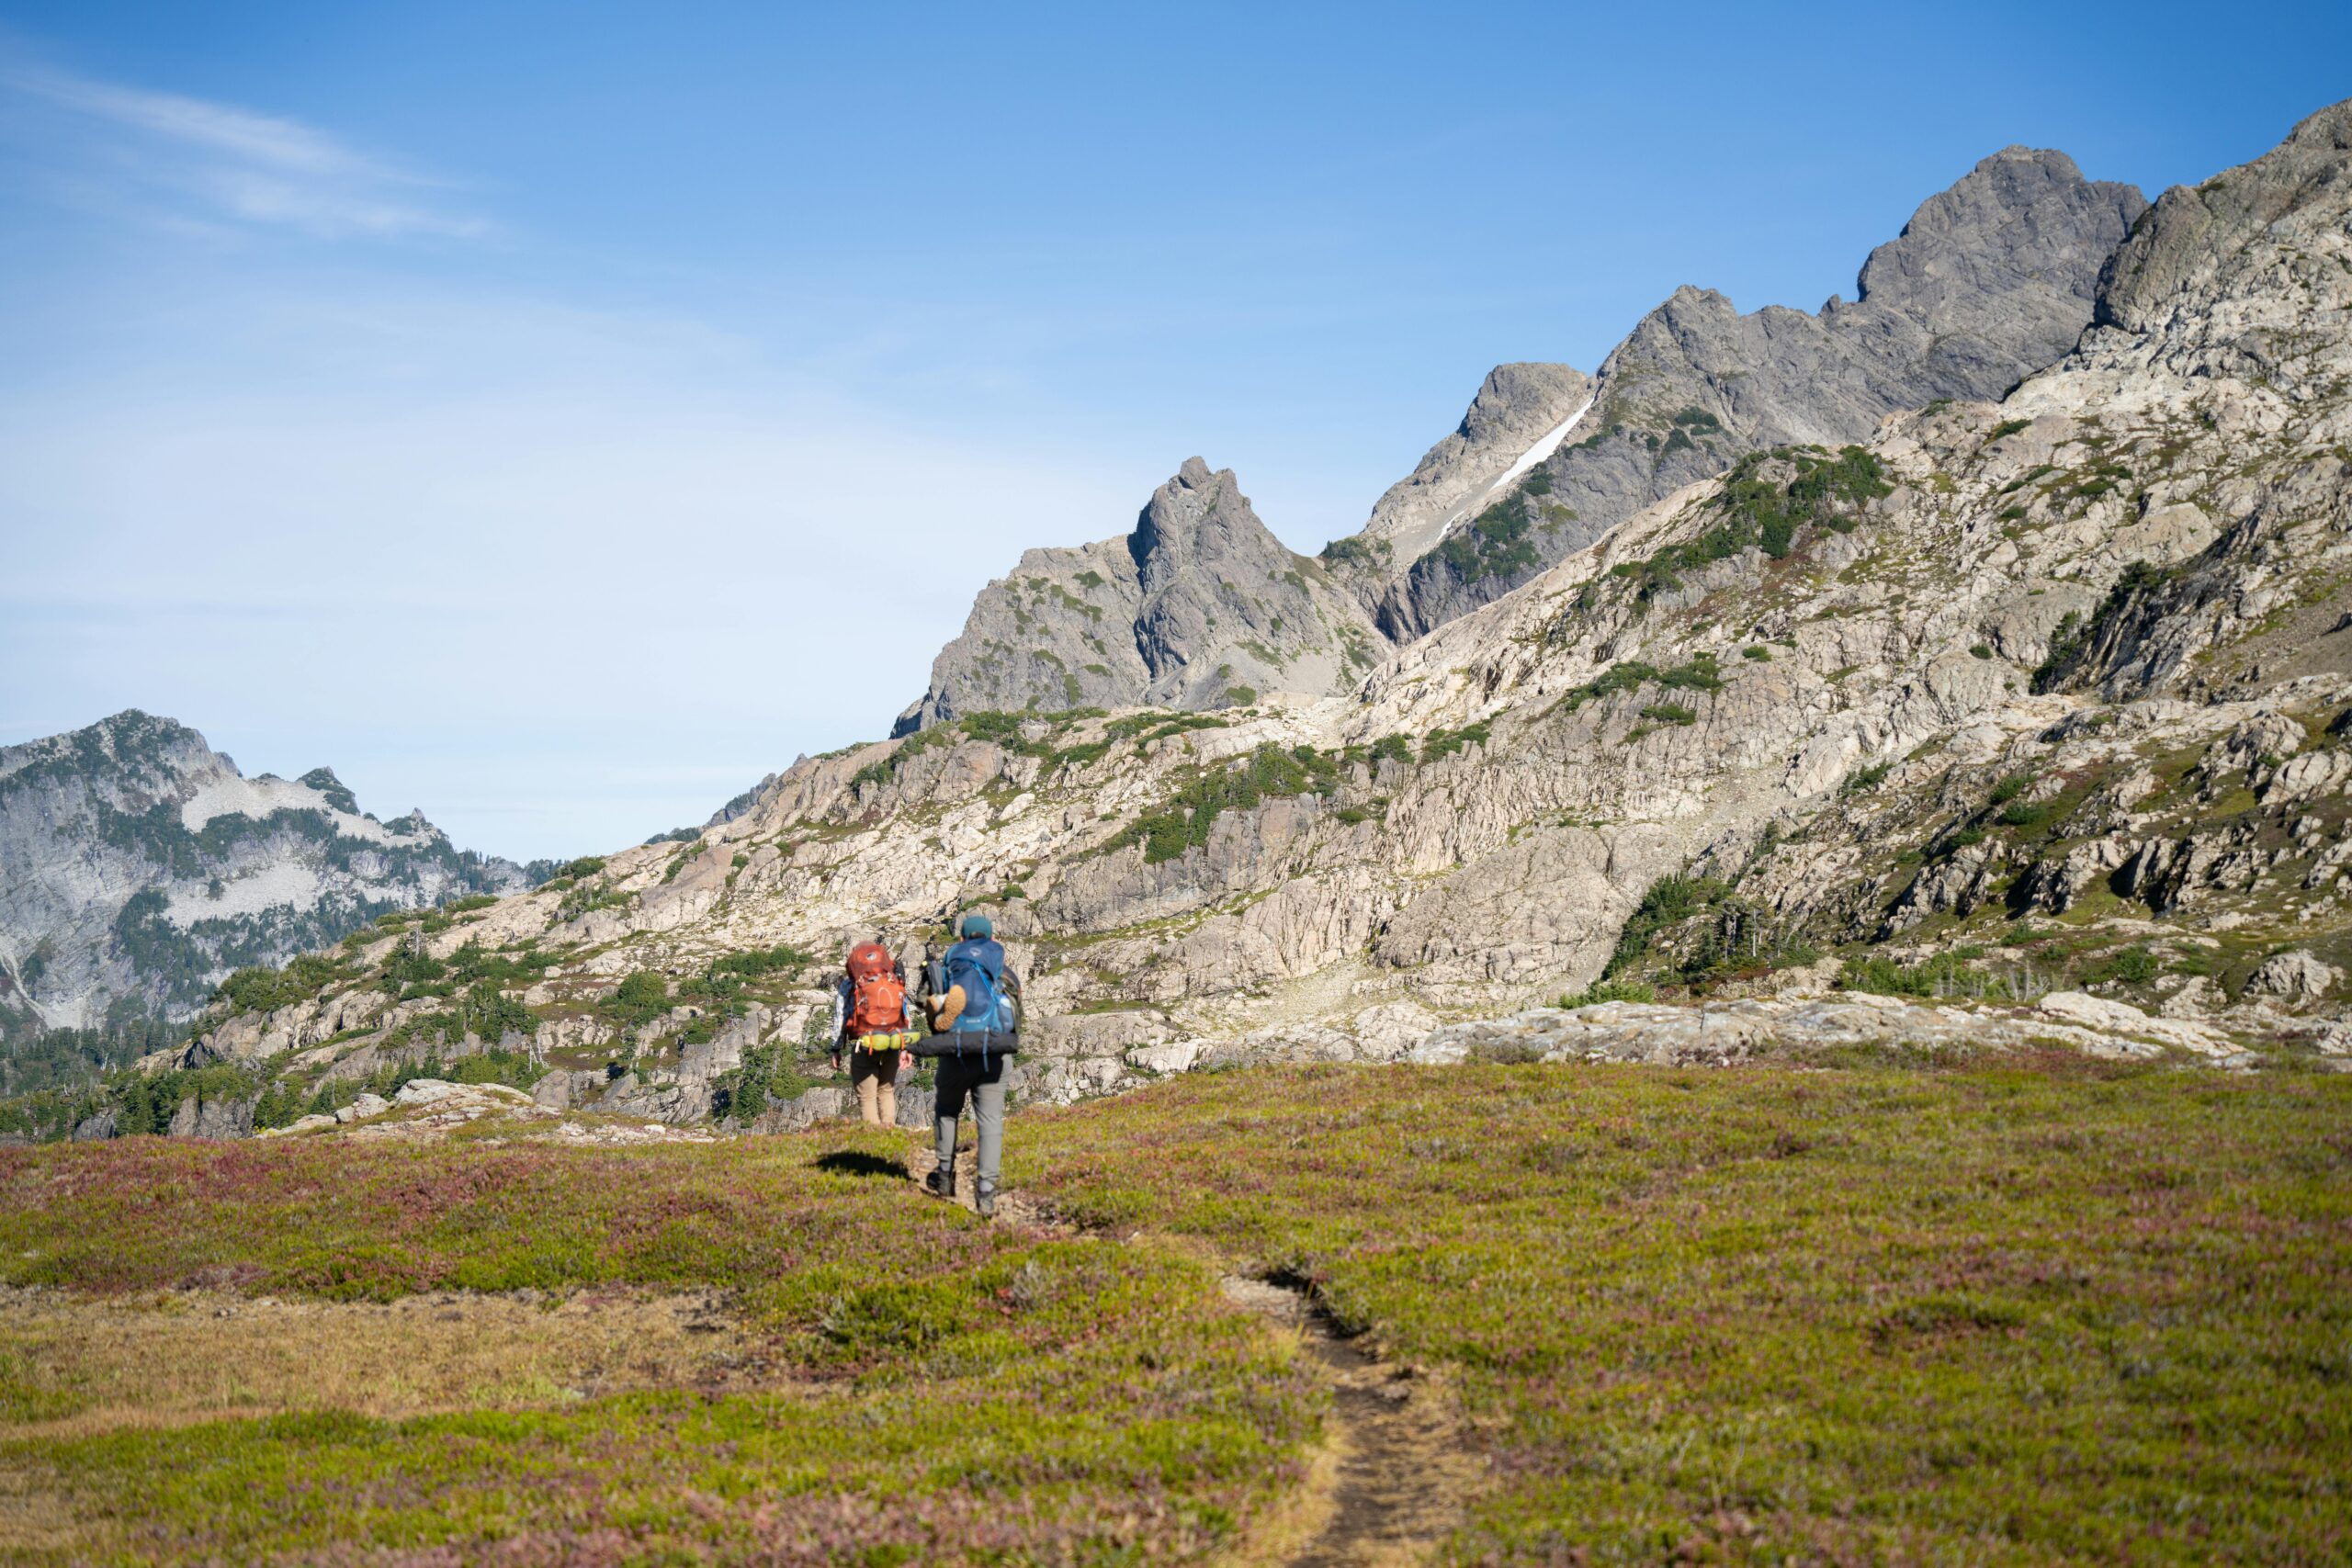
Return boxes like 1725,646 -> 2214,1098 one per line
854,1030 -> 920,1052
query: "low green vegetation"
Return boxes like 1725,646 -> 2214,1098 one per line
215,953 -> 356,1016
1843,760 -> 1894,795
0,1127 -> 1315,1564
1611,445 -> 1892,604
1604,874 -> 1725,976
4,1060 -> 2346,1562
1555,976 -> 1657,1007
2034,559 -> 2175,693
1425,478 -> 1562,585
1019,1062 -> 2352,1564
1561,652 -> 1724,714
1419,720 -> 1492,762
1109,744 -> 1346,864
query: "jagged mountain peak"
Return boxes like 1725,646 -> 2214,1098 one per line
897,455 -> 1385,730
2093,95 -> 2352,337
1338,141 -> 2146,641
1344,363 -> 1596,587
79,96 -> 2352,1146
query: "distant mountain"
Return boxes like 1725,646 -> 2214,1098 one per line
0,711 -> 538,1044
43,99 -> 2352,1146
901,146 -> 2147,722
897,457 -> 1385,731
1349,146 -> 2148,637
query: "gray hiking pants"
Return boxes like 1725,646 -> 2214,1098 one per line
933,1053 -> 1009,1190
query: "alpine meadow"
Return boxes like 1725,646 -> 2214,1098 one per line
3,14 -> 2351,1565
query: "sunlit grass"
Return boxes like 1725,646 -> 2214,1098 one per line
1015,1059 -> 2352,1564
6,1060 -> 2348,1563
0,1124 -> 1317,1565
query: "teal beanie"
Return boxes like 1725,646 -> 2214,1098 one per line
959,914 -> 993,940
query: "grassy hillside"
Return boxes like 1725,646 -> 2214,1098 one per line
3,1055 -> 2348,1564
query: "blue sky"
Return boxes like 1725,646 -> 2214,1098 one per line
3,2 -> 2345,861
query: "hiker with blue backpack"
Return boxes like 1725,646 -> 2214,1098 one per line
914,913 -> 1023,1218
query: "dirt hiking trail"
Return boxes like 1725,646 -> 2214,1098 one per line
914,1147 -> 1480,1566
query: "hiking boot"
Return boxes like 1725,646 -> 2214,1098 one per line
925,1166 -> 956,1200
975,1179 -> 997,1220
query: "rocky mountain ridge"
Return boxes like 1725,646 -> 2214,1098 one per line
34,98 -> 2352,1145
898,457 -> 1386,731
1357,143 -> 2150,637
0,711 -> 535,1043
905,143 -> 2149,728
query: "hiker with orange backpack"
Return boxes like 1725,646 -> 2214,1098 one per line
829,938 -> 922,1127
912,913 -> 1023,1217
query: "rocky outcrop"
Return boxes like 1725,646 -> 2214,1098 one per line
910,145 -> 2148,716
898,459 -> 1387,729
1408,990 -> 2255,1070
1332,363 -> 1596,591
86,98 -> 2352,1140
0,711 -> 537,1043
1366,146 -> 2148,637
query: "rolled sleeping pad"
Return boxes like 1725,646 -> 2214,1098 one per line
910,1027 -> 1019,1059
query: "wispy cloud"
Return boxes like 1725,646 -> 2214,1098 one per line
1,58 -> 490,240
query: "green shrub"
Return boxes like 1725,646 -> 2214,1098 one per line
1843,761 -> 1894,795
1419,721 -> 1493,762
1562,654 -> 1723,713
1639,702 -> 1696,726
1839,953 -> 2009,998
600,971 -> 672,1030
2093,946 -> 2158,985
1611,446 -> 1891,602
1743,645 -> 1772,661
1429,489 -> 1544,583
2032,560 -> 2170,694
1109,744 -> 1345,865
216,954 -> 353,1017
1558,977 -> 1657,1008
1604,874 -> 1724,977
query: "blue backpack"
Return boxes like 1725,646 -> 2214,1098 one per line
944,938 -> 1014,1036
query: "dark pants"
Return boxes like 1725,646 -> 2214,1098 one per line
933,1053 -> 1009,1190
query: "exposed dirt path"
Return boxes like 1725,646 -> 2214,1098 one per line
1213,1275 -> 1477,1568
907,1145 -> 1477,1565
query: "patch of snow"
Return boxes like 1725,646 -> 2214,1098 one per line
1389,397 -> 1597,569
162,861 -> 325,926
1432,396 -> 1597,536
1477,396 -> 1597,507
179,773 -> 420,846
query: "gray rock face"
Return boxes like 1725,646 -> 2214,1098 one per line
899,458 -> 1385,728
1335,363 -> 1596,589
145,98 -> 2352,1140
2097,100 -> 2352,338
0,710 -> 534,1041
1370,146 -> 2148,638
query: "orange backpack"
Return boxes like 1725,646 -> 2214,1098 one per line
845,942 -> 907,1038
